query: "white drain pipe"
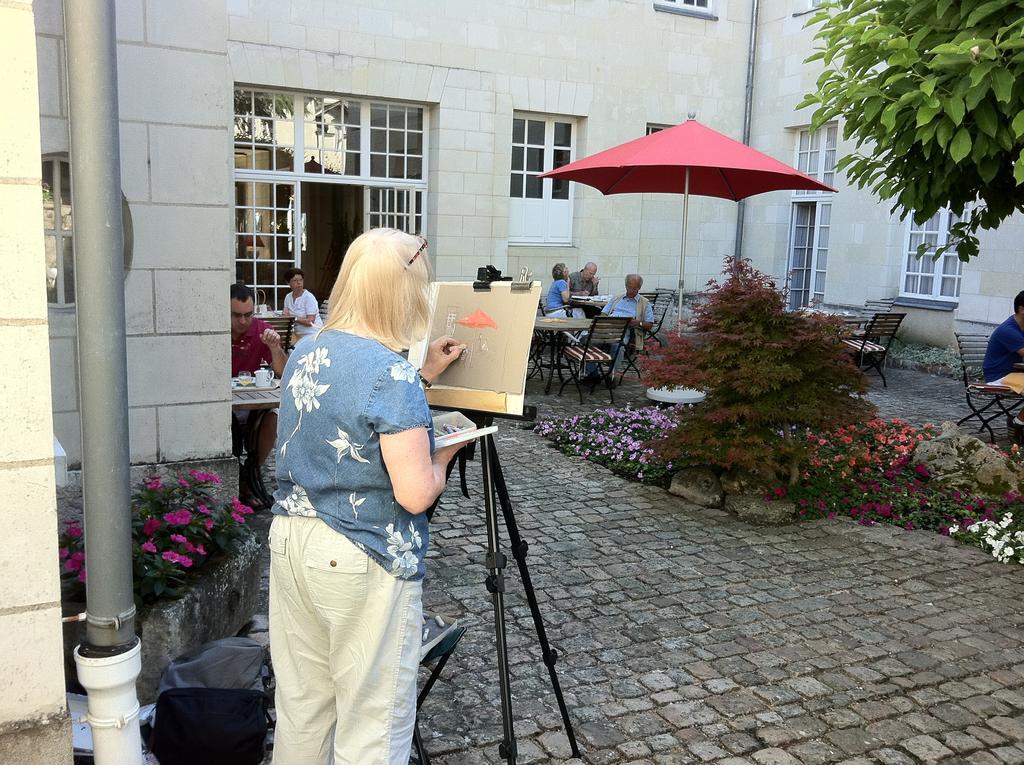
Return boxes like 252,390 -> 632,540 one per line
74,642 -> 144,763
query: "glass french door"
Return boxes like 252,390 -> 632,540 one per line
788,201 -> 830,310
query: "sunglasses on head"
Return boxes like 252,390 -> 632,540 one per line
408,236 -> 427,266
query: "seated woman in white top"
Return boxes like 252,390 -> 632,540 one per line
283,267 -> 324,343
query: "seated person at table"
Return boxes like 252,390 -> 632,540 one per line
283,267 -> 323,346
569,262 -> 600,297
984,290 -> 1024,431
231,283 -> 287,506
984,290 -> 1024,384
602,274 -> 655,371
545,262 -> 573,316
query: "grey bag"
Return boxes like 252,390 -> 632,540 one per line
157,636 -> 267,695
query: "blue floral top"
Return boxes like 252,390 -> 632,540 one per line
272,331 -> 434,580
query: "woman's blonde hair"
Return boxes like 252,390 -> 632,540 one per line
322,228 -> 432,351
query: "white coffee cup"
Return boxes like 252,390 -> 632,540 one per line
256,303 -> 269,316
254,368 -> 275,387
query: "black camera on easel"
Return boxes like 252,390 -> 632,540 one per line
473,265 -> 512,291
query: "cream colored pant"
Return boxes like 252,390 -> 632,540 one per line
269,514 -> 422,765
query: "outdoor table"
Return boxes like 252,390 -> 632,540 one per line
569,296 -> 607,318
232,385 -> 281,508
534,316 -> 593,394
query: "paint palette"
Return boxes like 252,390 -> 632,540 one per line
431,411 -> 498,449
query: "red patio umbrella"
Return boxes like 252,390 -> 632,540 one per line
540,118 -> 836,318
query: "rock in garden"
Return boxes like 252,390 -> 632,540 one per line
669,467 -> 724,508
725,494 -> 796,525
912,421 -> 1023,497
720,466 -> 781,496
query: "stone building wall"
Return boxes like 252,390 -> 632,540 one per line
0,1 -> 71,761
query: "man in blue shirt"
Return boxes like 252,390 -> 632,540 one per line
983,290 -> 1024,383
601,274 -> 655,373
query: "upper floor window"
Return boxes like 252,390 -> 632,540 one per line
42,157 -> 74,305
794,123 -> 838,194
646,123 -> 673,135
901,209 -> 962,301
508,114 -> 574,245
654,0 -> 715,18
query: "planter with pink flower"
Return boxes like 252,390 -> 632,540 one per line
59,469 -> 264,701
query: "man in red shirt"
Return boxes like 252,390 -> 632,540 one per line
231,283 -> 287,506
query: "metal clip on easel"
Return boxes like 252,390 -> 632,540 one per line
510,267 -> 533,291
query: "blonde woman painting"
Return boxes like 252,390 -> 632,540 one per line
269,228 -> 464,764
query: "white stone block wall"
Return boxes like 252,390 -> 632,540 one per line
227,0 -> 753,297
0,2 -> 70,760
36,0 -> 234,466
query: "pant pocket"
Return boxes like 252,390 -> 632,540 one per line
302,528 -> 369,615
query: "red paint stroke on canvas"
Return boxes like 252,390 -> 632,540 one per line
457,309 -> 498,329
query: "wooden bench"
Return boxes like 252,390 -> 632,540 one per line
955,332 -> 1024,443
842,312 -> 905,387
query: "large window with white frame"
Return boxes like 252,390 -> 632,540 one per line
508,114 -> 575,245
787,124 -> 837,309
901,208 -> 963,300
233,87 -> 427,309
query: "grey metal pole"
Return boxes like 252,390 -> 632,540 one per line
734,0 -> 762,259
65,0 -> 137,649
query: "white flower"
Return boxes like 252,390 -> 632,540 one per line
297,346 -> 331,375
948,525 -> 960,535
348,492 -> 366,519
327,428 -> 370,463
281,484 -> 316,517
385,522 -> 419,574
289,370 -> 330,413
389,361 -> 418,384
409,521 -> 422,549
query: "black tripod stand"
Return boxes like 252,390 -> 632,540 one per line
440,409 -> 581,764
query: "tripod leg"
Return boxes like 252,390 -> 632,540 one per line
481,437 -> 518,764
486,438 -> 582,758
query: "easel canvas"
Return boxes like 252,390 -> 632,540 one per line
408,281 -> 541,416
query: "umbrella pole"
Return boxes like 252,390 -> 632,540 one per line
677,167 -> 690,323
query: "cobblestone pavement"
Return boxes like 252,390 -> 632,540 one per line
240,368 -> 1024,764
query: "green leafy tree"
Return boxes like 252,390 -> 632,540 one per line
644,258 -> 875,485
800,0 -> 1024,261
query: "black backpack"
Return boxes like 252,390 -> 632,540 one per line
149,637 -> 270,765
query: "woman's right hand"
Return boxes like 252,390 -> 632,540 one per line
420,335 -> 465,383
432,441 -> 465,468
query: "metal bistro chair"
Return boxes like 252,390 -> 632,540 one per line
842,312 -> 905,387
261,315 -> 295,352
955,332 -> 1024,443
559,316 -> 631,403
528,299 -> 553,382
648,289 -> 677,346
